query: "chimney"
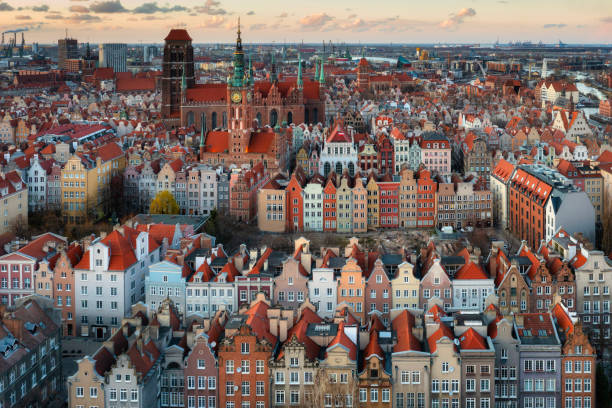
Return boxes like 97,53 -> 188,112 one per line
100,231 -> 107,240
515,314 -> 524,327
136,336 -> 144,354
278,319 -> 288,343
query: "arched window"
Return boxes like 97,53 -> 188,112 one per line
324,162 -> 331,176
313,108 -> 318,123
187,111 -> 194,126
287,111 -> 293,125
270,110 -> 278,127
222,112 -> 227,128
305,108 -> 310,124
200,113 -> 206,132
256,112 -> 262,126
211,112 -> 217,129
335,162 -> 343,174
348,162 -> 355,176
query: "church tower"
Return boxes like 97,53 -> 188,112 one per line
162,29 -> 194,122
227,19 -> 254,156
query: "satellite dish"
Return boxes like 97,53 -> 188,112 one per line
450,366 -> 455,372
237,367 -> 242,373
453,338 -> 460,346
234,385 -> 239,391
211,341 -> 216,348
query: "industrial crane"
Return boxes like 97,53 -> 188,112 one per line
1,28 -> 27,58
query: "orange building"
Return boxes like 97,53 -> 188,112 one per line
218,301 -> 275,408
358,330 -> 392,407
286,167 -> 307,232
416,168 -> 437,228
508,167 -> 552,249
337,258 -> 366,323
553,303 -> 596,408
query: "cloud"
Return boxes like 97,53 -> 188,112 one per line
542,23 -> 566,28
32,4 -> 49,12
0,2 -> 13,11
89,1 -> 126,13
246,10 -> 254,15
576,24 -> 586,28
440,7 -> 476,29
195,0 -> 226,15
68,13 -> 102,22
299,12 -> 334,30
199,15 -> 225,28
69,5 -> 89,12
16,15 -> 31,19
498,0 -> 508,3
601,16 -> 612,23
277,12 -> 287,18
45,13 -> 64,19
347,13 -> 356,19
250,23 -> 267,30
132,2 -> 188,14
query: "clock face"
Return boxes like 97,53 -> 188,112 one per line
246,92 -> 252,102
231,91 -> 242,103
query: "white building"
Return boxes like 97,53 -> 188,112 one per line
303,182 -> 323,231
74,226 -> 161,338
319,124 -> 358,176
26,155 -> 49,211
452,260 -> 494,311
308,268 -> 337,318
99,43 -> 128,73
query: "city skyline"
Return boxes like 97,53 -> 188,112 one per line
0,0 -> 611,44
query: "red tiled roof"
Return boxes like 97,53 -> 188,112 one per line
552,302 -> 574,335
364,330 -> 384,360
392,310 -> 421,353
427,304 -> 447,322
165,29 -> 192,41
116,77 -> 155,92
244,301 -> 276,345
17,233 -> 66,260
186,84 -> 226,102
248,129 -> 275,153
454,261 -> 489,280
280,307 -> 322,360
459,328 -> 488,350
428,323 -> 456,353
492,159 -> 515,182
204,131 -> 229,153
96,142 -> 123,162
326,322 -> 357,361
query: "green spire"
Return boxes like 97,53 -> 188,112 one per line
200,120 -> 205,147
314,58 -> 319,81
231,17 -> 245,87
318,59 -> 325,84
297,52 -> 303,89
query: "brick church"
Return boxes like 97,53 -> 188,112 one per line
161,22 -> 326,173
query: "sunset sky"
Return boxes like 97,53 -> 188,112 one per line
1,0 -> 610,44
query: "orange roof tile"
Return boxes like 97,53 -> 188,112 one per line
459,328 -> 488,350
392,310 -> 421,353
326,322 -> 357,361
428,323 -> 455,353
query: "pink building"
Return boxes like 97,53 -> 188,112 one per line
420,132 -> 451,175
365,259 -> 392,325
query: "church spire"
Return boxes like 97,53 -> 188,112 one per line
231,17 -> 245,87
314,58 -> 319,81
270,53 -> 277,83
318,59 -> 325,84
297,52 -> 303,89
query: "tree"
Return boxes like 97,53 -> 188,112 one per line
150,191 -> 179,215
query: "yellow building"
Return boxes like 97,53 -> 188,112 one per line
0,170 -> 27,234
366,176 -> 379,229
391,261 -> 420,309
61,142 -> 125,224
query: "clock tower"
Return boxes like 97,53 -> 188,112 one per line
228,18 -> 254,156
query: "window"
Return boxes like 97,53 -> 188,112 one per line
256,360 -> 264,374
466,379 -> 476,392
241,343 -> 250,354
188,376 -> 195,389
226,360 -> 234,374
198,376 -> 206,390
370,389 -> 378,402
359,389 -> 367,402
241,360 -> 250,374
275,371 -> 285,384
276,390 -> 285,404
109,389 -> 117,401
256,381 -> 264,396
90,387 -> 98,398
208,377 -> 216,390
131,390 -> 138,402
76,387 -> 84,398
